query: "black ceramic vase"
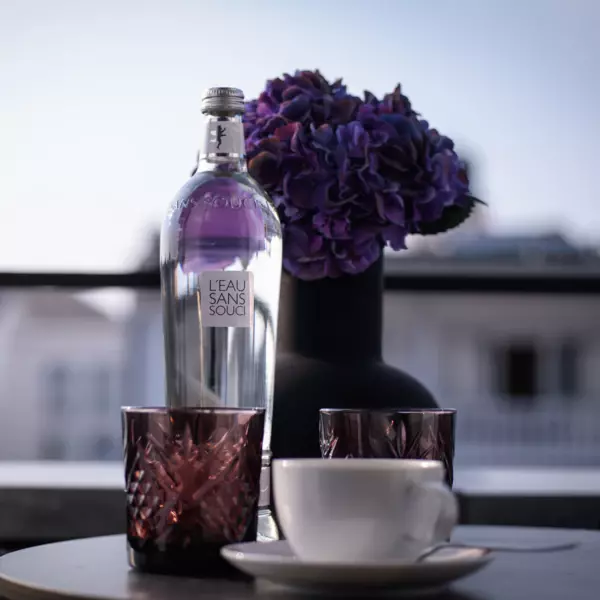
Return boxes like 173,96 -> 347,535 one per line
271,257 -> 439,460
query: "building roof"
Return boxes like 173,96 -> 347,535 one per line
385,232 -> 600,275
23,291 -> 112,321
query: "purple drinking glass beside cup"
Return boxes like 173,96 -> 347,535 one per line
319,409 -> 455,487
122,407 -> 264,577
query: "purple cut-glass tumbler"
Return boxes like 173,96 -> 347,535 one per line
319,409 -> 456,487
123,407 -> 264,577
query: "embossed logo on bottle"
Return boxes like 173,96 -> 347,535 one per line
202,191 -> 257,209
173,191 -> 258,216
200,271 -> 254,327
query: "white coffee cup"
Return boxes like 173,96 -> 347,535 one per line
273,458 -> 458,564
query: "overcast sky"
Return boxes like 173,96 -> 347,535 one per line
1,0 -> 599,271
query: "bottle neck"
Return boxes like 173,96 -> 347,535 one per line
197,114 -> 247,173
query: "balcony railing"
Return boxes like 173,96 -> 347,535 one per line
1,266 -> 599,293
456,403 -> 600,467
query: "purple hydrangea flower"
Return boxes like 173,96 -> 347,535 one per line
244,70 -> 475,280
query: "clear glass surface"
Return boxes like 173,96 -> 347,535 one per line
160,126 -> 282,466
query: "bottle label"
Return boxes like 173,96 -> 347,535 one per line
201,121 -> 244,156
200,271 -> 254,327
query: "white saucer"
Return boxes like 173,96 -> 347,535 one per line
221,541 -> 493,593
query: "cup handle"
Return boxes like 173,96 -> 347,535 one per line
411,481 -> 459,542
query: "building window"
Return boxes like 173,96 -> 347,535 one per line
492,339 -> 582,400
47,365 -> 69,415
94,367 -> 112,415
40,438 -> 66,460
493,342 -> 539,399
93,435 -> 114,460
558,341 -> 580,397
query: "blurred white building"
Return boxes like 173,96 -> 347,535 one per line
122,290 -> 164,409
0,291 -> 125,460
124,229 -> 600,466
384,233 -> 600,466
2,229 -> 598,467
122,232 -> 164,409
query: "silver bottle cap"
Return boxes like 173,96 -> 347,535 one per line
201,87 -> 245,114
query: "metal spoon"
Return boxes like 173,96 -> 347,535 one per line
417,540 -> 580,561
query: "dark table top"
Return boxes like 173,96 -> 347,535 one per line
0,526 -> 598,600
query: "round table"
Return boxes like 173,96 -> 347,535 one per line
0,526 -> 598,600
